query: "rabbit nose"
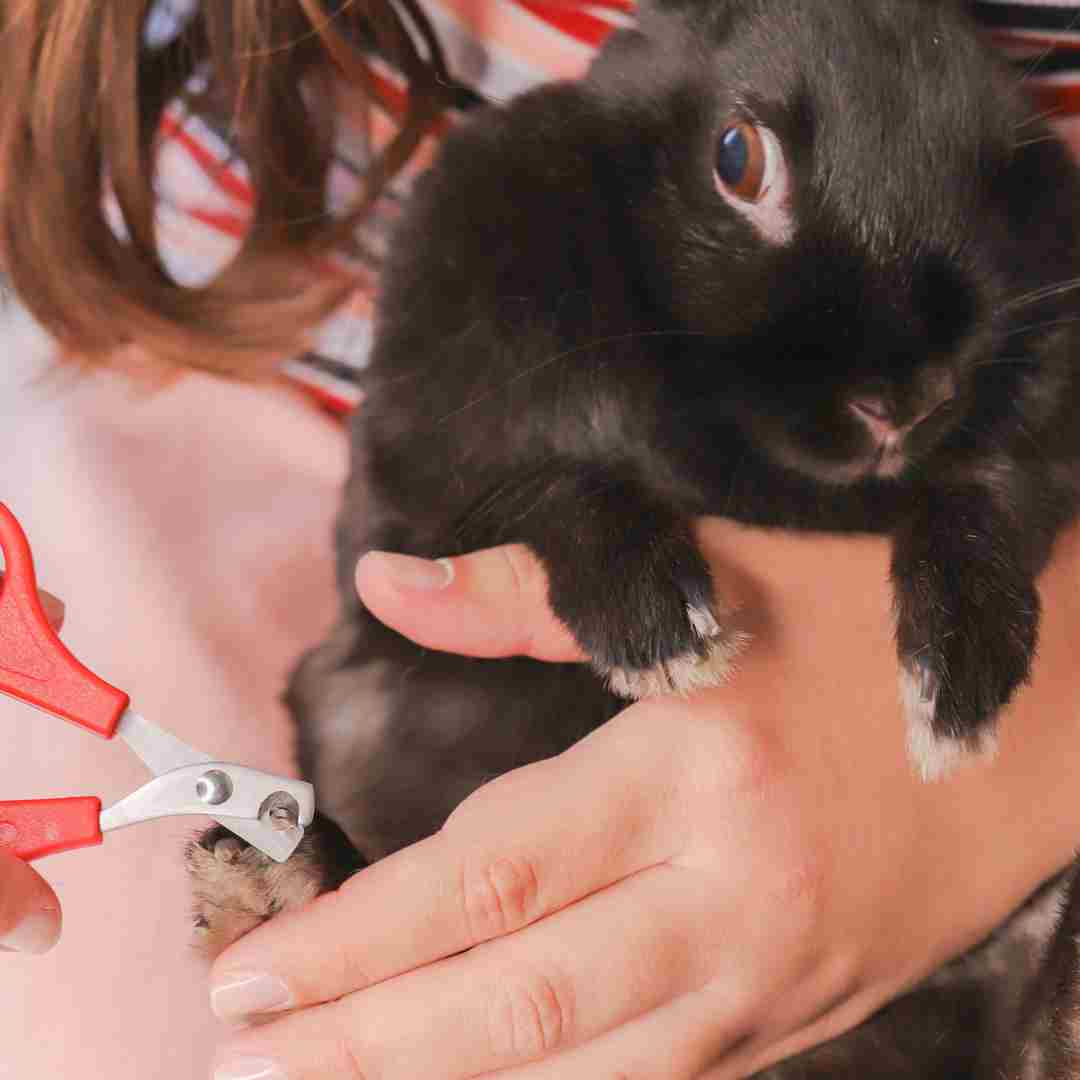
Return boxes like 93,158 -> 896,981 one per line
849,397 -> 897,440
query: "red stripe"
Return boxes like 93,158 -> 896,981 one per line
988,29 -> 1080,53
370,66 -> 410,116
513,0 -> 617,48
294,378 -> 362,417
187,207 -> 248,237
1031,82 -> 1080,115
159,113 -> 255,206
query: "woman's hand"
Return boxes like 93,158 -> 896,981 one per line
0,581 -> 65,954
207,521 -> 1080,1079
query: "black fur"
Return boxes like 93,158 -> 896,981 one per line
197,0 -> 1080,1074
333,0 -> 1080,767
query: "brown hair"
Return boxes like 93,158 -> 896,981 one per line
0,0 -> 449,374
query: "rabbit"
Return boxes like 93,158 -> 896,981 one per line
190,0 -> 1080,1074
318,0 -> 1080,785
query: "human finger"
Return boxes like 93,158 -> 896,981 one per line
485,986 -> 746,1080
354,544 -> 584,661
38,588 -> 64,630
0,852 -> 61,954
209,703 -> 689,1021
487,945 -> 875,1080
212,862 -> 733,1079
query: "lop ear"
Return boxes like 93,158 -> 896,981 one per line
586,27 -> 652,84
586,0 -> 740,88
637,0 -> 739,11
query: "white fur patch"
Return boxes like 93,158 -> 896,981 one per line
900,667 -> 998,782
687,604 -> 721,640
606,605 -> 750,699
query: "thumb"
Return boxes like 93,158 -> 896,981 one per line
0,852 -> 61,954
354,544 -> 585,662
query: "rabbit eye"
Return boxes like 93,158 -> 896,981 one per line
714,120 -> 792,244
715,122 -> 768,201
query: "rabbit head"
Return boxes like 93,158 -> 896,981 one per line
587,0 -> 1080,485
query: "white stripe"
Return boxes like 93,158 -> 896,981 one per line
312,310 -> 375,369
421,1 -> 556,102
282,359 -> 366,407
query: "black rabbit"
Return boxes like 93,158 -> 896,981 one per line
190,0 -> 1080,1074
327,0 -> 1080,782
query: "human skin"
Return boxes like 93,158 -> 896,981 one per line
206,519 -> 1080,1079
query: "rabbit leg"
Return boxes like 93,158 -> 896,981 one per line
467,459 -> 748,700
892,488 -> 1042,780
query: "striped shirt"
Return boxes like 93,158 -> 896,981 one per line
145,1 -> 1080,414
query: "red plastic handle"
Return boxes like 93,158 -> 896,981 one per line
0,797 -> 103,861
0,503 -> 128,738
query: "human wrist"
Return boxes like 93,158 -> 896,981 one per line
693,517 -> 1080,984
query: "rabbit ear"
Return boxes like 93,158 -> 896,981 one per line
585,26 -> 651,83
638,0 -> 741,14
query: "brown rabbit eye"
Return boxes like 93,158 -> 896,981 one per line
715,122 -> 767,202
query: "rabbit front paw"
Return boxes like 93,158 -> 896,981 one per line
186,815 -> 365,959
548,531 -> 747,699
605,602 -> 750,698
897,574 -> 1038,781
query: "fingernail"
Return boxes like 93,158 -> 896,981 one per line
212,1057 -> 286,1080
367,551 -> 454,591
211,973 -> 293,1021
0,910 -> 60,954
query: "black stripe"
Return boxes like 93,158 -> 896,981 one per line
295,353 -> 366,383
1011,49 -> 1080,75
971,2 -> 1080,34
